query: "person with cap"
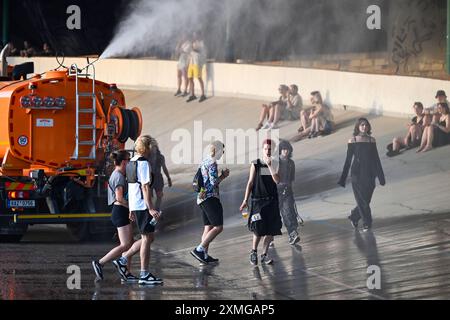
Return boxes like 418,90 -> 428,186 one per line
190,141 -> 229,264
240,139 -> 282,265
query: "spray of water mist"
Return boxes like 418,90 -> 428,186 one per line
101,0 -> 389,61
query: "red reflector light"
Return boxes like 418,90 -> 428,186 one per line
8,191 -> 30,199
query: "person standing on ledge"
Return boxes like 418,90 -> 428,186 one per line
338,118 -> 385,232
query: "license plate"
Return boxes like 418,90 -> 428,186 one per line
7,200 -> 36,208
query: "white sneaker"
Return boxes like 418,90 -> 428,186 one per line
262,122 -> 271,129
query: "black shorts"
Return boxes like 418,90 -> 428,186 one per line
133,209 -> 155,234
111,205 -> 130,228
151,174 -> 164,193
199,197 -> 223,226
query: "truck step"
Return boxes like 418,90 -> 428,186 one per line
79,108 -> 95,113
79,141 -> 95,146
79,125 -> 95,130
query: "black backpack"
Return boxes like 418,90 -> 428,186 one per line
126,156 -> 154,198
192,167 -> 204,192
126,156 -> 147,184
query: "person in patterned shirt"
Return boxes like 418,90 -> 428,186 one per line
191,141 -> 230,264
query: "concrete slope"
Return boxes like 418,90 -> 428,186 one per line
117,90 -> 450,300
124,89 -> 450,225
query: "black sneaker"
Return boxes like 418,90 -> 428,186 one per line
250,250 -> 258,266
348,216 -> 358,229
186,95 -> 197,103
174,90 -> 182,96
206,255 -> 219,264
190,248 -> 208,264
121,273 -> 140,284
138,272 -> 163,285
112,258 -> 129,281
362,225 -> 371,232
199,95 -> 207,103
260,254 -> 273,265
181,91 -> 188,97
92,260 -> 104,280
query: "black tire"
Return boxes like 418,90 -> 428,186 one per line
118,108 -> 130,143
0,234 -> 25,243
0,219 -> 28,243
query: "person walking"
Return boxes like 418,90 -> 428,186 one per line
190,141 -> 229,264
240,139 -> 282,266
92,150 -> 141,282
338,118 -> 385,231
277,140 -> 300,245
149,142 -> 172,212
113,135 -> 163,285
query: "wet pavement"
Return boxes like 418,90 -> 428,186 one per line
1,91 -> 450,300
1,211 -> 450,300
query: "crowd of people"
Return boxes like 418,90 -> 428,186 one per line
255,85 -> 335,142
173,31 -> 207,103
5,40 -> 54,58
89,90 -> 449,283
386,90 -> 450,156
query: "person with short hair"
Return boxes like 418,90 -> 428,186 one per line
113,135 -> 163,285
92,150 -> 141,282
256,85 -> 289,130
20,41 -> 36,58
186,31 -> 207,103
282,84 -> 302,121
387,102 -> 425,156
338,118 -> 385,232
240,139 -> 282,265
191,141 -> 229,264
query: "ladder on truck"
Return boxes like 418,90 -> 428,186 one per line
69,63 -> 97,160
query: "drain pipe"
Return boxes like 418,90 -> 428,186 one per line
2,0 -> 9,46
447,0 -> 450,73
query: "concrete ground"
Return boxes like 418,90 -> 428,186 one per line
0,90 -> 449,300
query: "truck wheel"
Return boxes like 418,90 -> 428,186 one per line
67,222 -> 91,242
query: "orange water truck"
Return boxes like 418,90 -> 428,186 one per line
0,61 -> 142,242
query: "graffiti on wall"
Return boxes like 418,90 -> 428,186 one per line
391,0 -> 444,74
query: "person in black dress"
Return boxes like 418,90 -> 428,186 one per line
240,139 -> 282,265
431,103 -> 450,147
418,102 -> 450,152
338,118 -> 385,231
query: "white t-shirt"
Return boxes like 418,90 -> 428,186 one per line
190,40 -> 207,66
177,40 -> 192,70
128,155 -> 152,212
289,94 -> 302,109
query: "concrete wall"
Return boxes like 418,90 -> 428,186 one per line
7,56 -> 450,118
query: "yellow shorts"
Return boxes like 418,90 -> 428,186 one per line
188,64 -> 202,79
